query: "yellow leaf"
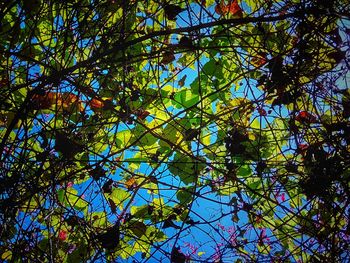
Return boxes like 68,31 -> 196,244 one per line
1,250 -> 12,260
152,198 -> 164,209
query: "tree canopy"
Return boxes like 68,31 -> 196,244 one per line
0,0 -> 350,262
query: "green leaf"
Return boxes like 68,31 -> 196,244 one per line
202,59 -> 223,79
168,153 -> 196,184
109,188 -> 131,209
91,211 -> 107,227
57,188 -> 88,213
237,165 -> 251,177
128,221 -> 147,238
176,188 -> 193,205
173,89 -> 199,108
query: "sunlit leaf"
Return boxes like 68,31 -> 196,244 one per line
109,188 -> 131,209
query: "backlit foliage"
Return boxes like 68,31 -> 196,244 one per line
0,0 -> 349,262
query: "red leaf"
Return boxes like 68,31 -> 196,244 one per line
58,230 -> 67,241
297,143 -> 309,155
227,0 -> 242,16
295,111 -> 317,123
251,53 -> 267,67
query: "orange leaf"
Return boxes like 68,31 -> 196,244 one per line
125,177 -> 137,190
31,92 -> 57,109
60,93 -> 83,112
88,98 -> 113,111
215,0 -> 228,15
89,98 -> 105,110
215,0 -> 242,17
31,92 -> 83,112
61,93 -> 79,104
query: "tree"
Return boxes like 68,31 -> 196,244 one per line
0,0 -> 349,262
